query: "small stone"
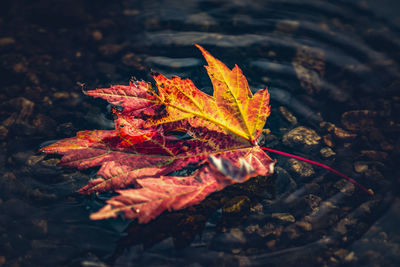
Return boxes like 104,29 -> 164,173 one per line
222,196 -> 250,216
231,248 -> 241,254
230,228 -> 246,244
123,9 -> 139,16
250,203 -> 264,215
341,110 -> 378,131
354,161 -> 369,173
26,154 -> 46,167
271,213 -> 295,222
92,30 -> 103,41
323,134 -> 334,147
320,147 -> 336,158
344,251 -> 356,262
335,217 -> 357,235
279,106 -> 297,125
13,62 -> 27,73
292,46 -> 325,94
334,180 -> 355,196
266,240 -> 276,248
0,256 -> 5,265
334,126 -> 357,139
245,224 -> 261,235
336,246 -> 352,257
0,37 -> 15,46
283,126 -> 321,151
320,122 -> 356,139
284,225 -> 300,239
295,221 -> 312,231
287,158 -> 315,178
305,194 -> 322,211
53,92 -> 70,99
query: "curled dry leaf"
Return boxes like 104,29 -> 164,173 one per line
41,45 -> 274,223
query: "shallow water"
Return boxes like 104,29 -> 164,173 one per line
0,0 -> 399,266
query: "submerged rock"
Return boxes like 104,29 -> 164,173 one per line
320,121 -> 357,139
341,110 -> 378,131
222,196 -> 251,217
286,158 -> 315,178
279,106 -> 298,125
271,213 -> 296,223
283,126 -> 321,151
320,147 -> 336,158
292,46 -> 325,95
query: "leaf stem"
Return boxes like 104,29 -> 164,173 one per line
260,146 -> 374,195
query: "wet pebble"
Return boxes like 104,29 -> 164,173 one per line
283,126 -> 321,151
354,161 -> 369,173
279,106 -> 297,125
292,46 -> 325,95
26,154 -> 46,167
341,110 -> 378,131
271,213 -> 295,223
222,196 -> 251,217
245,223 -> 275,238
304,194 -> 322,212
284,225 -> 300,239
0,37 -> 15,47
320,122 -> 356,139
323,134 -> 334,147
295,221 -> 312,231
320,147 -> 336,158
92,30 -> 103,41
286,158 -> 315,178
334,179 -> 355,196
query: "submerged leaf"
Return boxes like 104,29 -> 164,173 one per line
41,45 -> 274,222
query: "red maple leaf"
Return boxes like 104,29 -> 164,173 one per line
41,45 -> 275,223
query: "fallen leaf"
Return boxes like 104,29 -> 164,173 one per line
41,45 -> 274,222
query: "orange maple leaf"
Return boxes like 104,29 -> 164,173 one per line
40,45 -> 275,222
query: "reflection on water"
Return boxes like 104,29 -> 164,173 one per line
0,0 -> 399,266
